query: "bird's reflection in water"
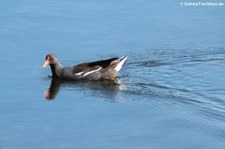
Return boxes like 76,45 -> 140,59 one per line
44,77 -> 124,100
44,77 -> 62,100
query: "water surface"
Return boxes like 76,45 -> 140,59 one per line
0,0 -> 225,148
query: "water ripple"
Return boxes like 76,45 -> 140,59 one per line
128,60 -> 169,67
119,46 -> 225,122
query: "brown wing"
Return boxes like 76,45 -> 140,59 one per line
87,57 -> 118,68
73,57 -> 118,74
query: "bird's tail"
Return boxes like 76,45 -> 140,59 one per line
114,56 -> 128,72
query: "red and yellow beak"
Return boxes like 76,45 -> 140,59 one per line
43,57 -> 50,68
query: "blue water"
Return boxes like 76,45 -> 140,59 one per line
0,0 -> 225,148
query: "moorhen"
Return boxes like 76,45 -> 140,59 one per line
43,53 -> 127,81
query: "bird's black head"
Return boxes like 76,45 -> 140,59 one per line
43,53 -> 58,67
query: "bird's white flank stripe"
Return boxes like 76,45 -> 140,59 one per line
83,67 -> 102,77
74,72 -> 84,76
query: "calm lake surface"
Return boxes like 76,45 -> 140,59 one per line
0,0 -> 225,148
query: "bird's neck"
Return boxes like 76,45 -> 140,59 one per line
50,62 -> 63,77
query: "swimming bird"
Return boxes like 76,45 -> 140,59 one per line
43,53 -> 127,81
